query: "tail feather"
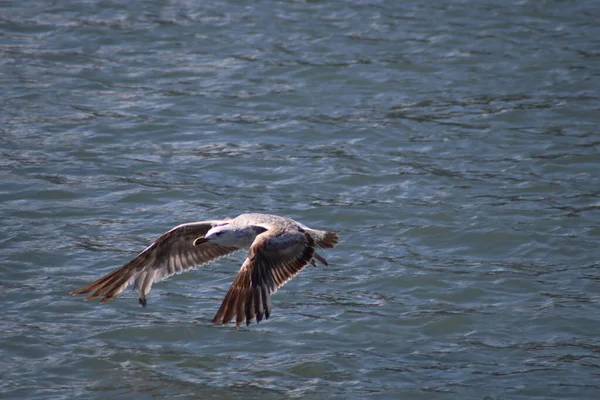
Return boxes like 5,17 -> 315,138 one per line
313,231 -> 339,249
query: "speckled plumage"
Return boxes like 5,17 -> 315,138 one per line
71,213 -> 339,327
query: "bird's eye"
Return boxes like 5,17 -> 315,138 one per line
215,232 -> 223,236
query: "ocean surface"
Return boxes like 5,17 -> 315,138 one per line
2,1 -> 600,399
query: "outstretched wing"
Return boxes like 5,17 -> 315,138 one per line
71,220 -> 239,306
212,228 -> 316,327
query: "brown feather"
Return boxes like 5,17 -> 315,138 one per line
71,220 -> 239,306
212,229 -> 317,326
315,231 -> 339,249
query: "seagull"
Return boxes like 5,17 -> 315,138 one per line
71,213 -> 339,327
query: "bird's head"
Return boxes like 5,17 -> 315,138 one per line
194,224 -> 266,247
194,225 -> 233,246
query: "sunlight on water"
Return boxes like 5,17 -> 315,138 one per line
1,1 -> 599,399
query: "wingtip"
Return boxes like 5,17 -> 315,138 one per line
85,293 -> 101,302
70,286 -> 90,296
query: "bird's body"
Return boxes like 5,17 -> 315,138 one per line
71,213 -> 339,327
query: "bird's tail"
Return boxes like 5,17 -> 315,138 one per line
310,230 -> 339,249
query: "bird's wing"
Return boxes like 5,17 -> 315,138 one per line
212,228 -> 315,327
71,220 -> 240,306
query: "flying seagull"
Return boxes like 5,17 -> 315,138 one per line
71,213 -> 339,327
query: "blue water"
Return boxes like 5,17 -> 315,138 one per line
2,1 -> 600,399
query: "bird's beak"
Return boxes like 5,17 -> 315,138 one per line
194,237 -> 208,246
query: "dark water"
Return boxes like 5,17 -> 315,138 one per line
2,1 -> 600,399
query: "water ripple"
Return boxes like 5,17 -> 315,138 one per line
2,0 -> 600,399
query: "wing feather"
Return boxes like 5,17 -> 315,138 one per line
71,220 -> 240,306
212,228 -> 316,327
